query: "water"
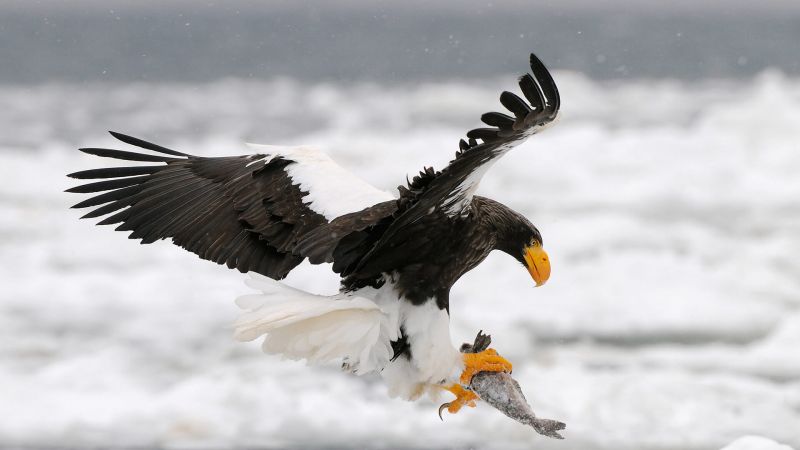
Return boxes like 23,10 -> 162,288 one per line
3,1 -> 800,83
1,71 -> 799,449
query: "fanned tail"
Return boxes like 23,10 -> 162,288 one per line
233,273 -> 393,374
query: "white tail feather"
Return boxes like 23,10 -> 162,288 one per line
233,274 -> 393,374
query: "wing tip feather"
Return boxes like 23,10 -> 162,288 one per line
449,51 -> 560,165
107,130 -> 189,157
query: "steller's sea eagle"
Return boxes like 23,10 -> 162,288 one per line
68,53 -> 559,415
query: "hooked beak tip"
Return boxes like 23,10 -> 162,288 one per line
524,244 -> 551,287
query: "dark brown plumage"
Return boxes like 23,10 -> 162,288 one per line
67,141 -> 327,279
68,53 -> 559,312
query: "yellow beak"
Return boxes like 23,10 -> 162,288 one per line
523,244 -> 550,287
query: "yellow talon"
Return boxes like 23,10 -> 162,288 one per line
439,384 -> 479,419
460,348 -> 513,385
438,348 -> 513,419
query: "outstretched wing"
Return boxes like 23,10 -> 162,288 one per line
67,132 -> 394,278
412,53 -> 559,218
349,53 -> 560,276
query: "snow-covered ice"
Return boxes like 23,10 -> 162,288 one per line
1,71 -> 799,449
721,436 -> 795,450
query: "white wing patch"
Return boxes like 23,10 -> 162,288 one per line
246,143 -> 395,220
442,115 -> 560,217
441,143 -> 516,217
441,156 -> 501,217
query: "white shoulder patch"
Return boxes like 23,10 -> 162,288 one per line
246,143 -> 395,220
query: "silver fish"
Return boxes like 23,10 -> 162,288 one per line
470,370 -> 566,439
444,331 -> 566,439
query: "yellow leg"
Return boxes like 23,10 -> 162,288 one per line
438,348 -> 513,418
460,348 -> 513,385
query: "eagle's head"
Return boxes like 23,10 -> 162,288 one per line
491,205 -> 550,287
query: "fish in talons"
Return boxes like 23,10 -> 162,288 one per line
438,331 -> 567,440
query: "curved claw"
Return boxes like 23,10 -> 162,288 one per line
438,384 -> 479,420
438,402 -> 451,421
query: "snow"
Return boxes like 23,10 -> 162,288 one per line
1,71 -> 799,449
721,436 -> 795,450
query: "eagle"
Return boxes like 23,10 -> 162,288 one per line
68,53 -> 559,415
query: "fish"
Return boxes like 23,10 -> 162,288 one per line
470,370 -> 566,439
443,330 -> 566,439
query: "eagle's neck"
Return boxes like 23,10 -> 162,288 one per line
473,196 -> 535,256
